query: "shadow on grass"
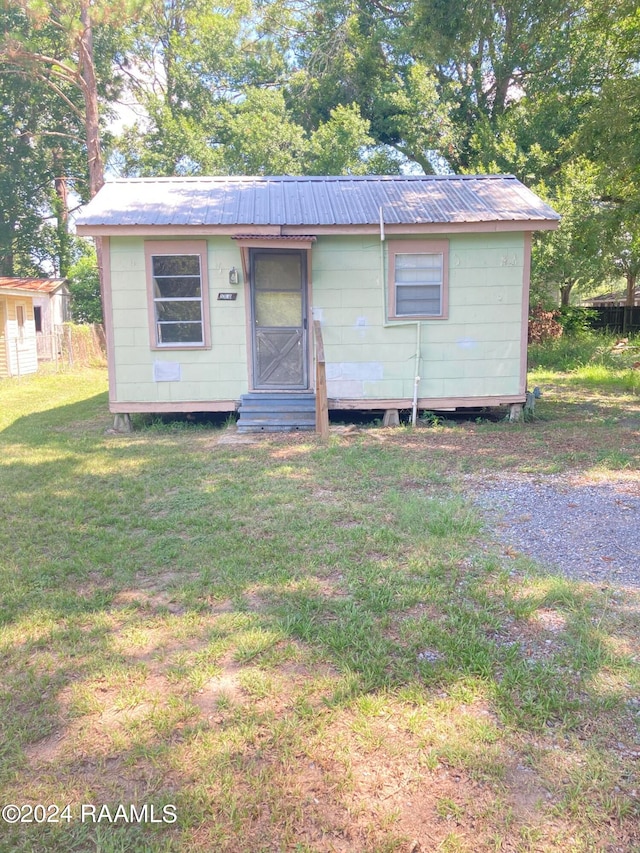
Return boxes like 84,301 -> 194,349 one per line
1,395 -> 638,851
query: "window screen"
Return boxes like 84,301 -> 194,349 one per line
394,253 -> 443,317
151,254 -> 204,346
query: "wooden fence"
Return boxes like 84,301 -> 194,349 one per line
33,324 -> 106,371
588,307 -> 640,334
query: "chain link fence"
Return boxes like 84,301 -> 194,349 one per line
35,323 -> 107,371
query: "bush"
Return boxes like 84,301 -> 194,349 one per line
557,306 -> 598,335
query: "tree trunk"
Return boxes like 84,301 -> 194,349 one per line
560,281 -> 573,307
0,224 -> 14,276
625,271 -> 636,307
623,271 -> 636,334
53,148 -> 71,277
78,2 -> 104,199
77,1 -> 105,322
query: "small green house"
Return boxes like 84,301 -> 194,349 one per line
76,175 -> 559,430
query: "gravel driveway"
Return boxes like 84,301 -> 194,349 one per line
472,473 -> 640,587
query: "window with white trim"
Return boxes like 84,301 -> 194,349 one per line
388,240 -> 449,320
145,241 -> 210,349
16,304 -> 26,342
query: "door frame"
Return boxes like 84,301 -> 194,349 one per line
235,238 -> 315,393
249,248 -> 309,390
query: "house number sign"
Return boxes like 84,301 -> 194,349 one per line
217,292 -> 237,301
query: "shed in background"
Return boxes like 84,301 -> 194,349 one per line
0,280 -> 38,377
0,277 -> 71,361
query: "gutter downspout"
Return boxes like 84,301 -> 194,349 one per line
411,323 -> 421,427
379,207 -> 422,427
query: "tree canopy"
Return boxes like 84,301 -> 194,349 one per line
1,0 -> 639,304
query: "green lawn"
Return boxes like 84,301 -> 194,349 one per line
0,366 -> 638,852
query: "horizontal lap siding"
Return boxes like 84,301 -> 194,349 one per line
108,231 -> 526,408
110,237 -> 248,405
442,235 -> 523,398
312,233 -> 525,402
1,298 -> 38,376
0,300 -> 6,377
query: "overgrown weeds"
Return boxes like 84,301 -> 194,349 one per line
529,329 -> 640,375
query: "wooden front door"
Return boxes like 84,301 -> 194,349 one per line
250,249 -> 309,390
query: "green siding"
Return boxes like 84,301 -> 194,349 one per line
110,237 -> 248,405
313,233 -> 525,402
109,231 -> 526,408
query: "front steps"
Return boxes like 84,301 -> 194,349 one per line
236,392 -> 316,433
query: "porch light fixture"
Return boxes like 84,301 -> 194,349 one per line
228,266 -> 240,285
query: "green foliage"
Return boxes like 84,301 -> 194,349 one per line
580,1 -> 640,210
67,250 -> 103,324
0,0 -> 135,276
3,0 -> 640,301
306,104 -> 373,175
602,208 -> 640,305
532,159 -> 611,306
0,5 -> 85,275
528,328 -> 640,371
219,89 -> 308,175
557,306 -> 598,335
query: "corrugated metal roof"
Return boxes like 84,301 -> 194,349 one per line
76,175 -> 559,229
583,287 -> 640,306
0,276 -> 66,294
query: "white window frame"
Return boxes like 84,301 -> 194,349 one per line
0,300 -> 7,343
16,303 -> 26,343
388,239 -> 449,321
145,241 -> 210,350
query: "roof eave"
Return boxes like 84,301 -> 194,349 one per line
0,287 -> 37,298
77,218 -> 559,238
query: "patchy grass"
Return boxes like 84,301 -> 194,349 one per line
528,330 -> 640,397
0,366 -> 638,852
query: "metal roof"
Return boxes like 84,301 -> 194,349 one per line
0,276 -> 66,294
583,287 -> 640,306
76,175 -> 559,231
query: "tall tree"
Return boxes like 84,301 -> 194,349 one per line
0,1 -> 116,198
580,0 -> 640,209
111,0 -> 408,177
0,5 -> 87,275
112,0 -> 292,176
1,0 -> 148,314
604,211 -> 640,331
285,1 -> 455,172
532,159 -> 608,306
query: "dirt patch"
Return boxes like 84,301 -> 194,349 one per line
192,663 -> 245,717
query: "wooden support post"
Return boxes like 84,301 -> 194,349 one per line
313,320 -> 329,439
